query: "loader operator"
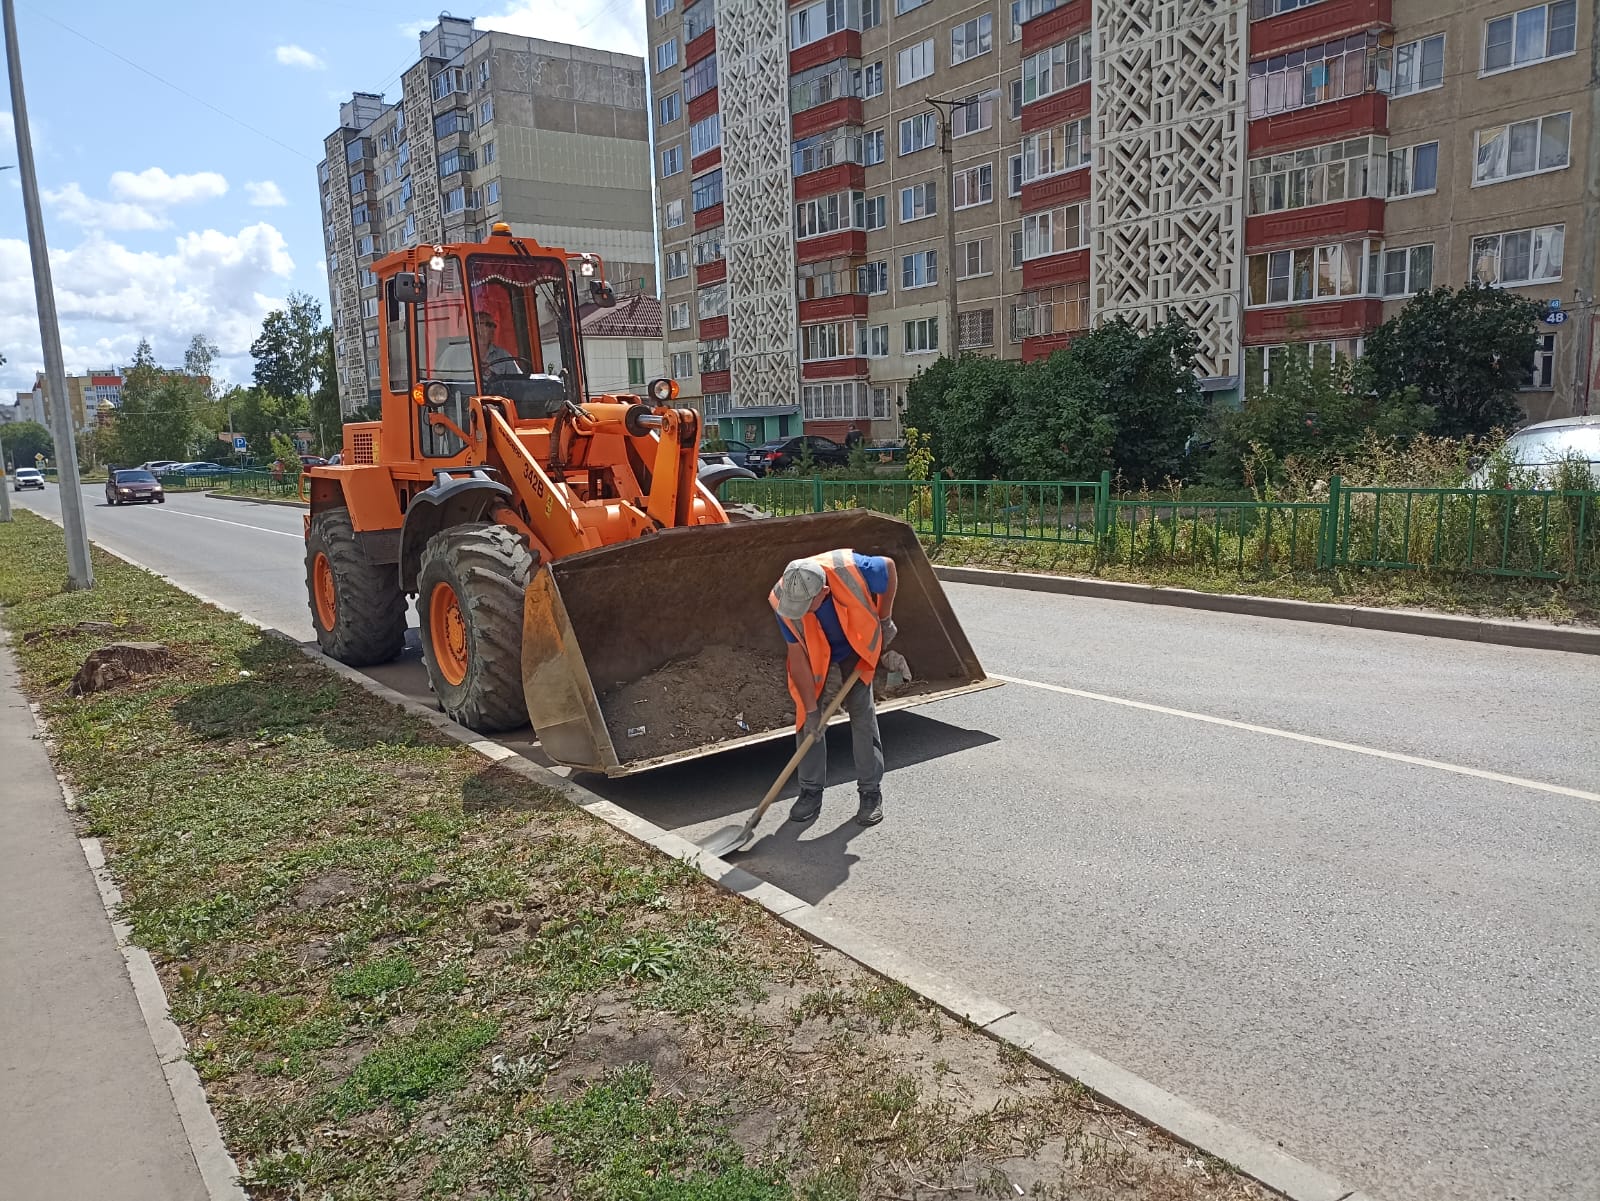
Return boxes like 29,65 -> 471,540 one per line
772,550 -> 898,828
474,311 -> 527,378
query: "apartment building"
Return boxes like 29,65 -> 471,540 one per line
17,370 -> 122,435
649,0 -> 1598,443
319,16 -> 658,415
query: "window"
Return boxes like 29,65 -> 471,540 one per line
791,59 -> 862,113
666,249 -> 690,279
1249,0 -> 1323,14
434,111 -> 471,139
692,168 -> 724,211
896,0 -> 927,11
802,381 -> 871,420
1009,228 -> 1023,269
431,68 -> 465,100
797,260 -> 856,300
897,38 -> 935,86
478,60 -> 491,86
1009,78 -> 1023,119
1011,0 -> 1059,38
953,164 -> 993,209
479,98 -> 493,125
863,61 -> 883,98
900,181 -> 937,223
958,310 -> 995,349
801,321 -> 857,362
656,39 -> 679,72
952,92 -> 995,137
1525,333 -> 1556,389
794,128 -> 865,174
1392,34 -> 1445,95
899,113 -> 936,156
951,15 -> 993,64
790,0 -> 857,49
1382,245 -> 1434,296
795,189 -> 866,238
703,392 -> 733,417
697,283 -> 728,320
693,228 -> 724,265
1244,341 -> 1364,391
669,301 -> 691,331
1022,33 -> 1090,104
659,91 -> 682,124
352,203 -> 370,226
356,234 -> 374,257
350,173 -> 366,195
1470,225 -> 1564,286
686,0 -> 714,39
690,113 -> 722,156
1010,283 -> 1089,340
1387,142 -> 1439,197
864,129 -> 885,165
902,250 -> 938,288
1248,136 -> 1388,215
1021,118 -> 1090,183
862,0 -> 881,28
699,337 -> 729,372
362,296 -> 379,319
654,0 -> 674,14
1008,154 -> 1024,196
1474,112 -> 1571,183
904,317 -> 939,353
483,140 -> 496,165
442,187 -> 467,214
1246,239 -> 1380,304
862,323 -> 889,357
684,54 -> 717,100
628,356 -> 647,389
1021,202 -> 1085,260
861,195 -> 887,230
1247,33 -> 1389,118
957,238 -> 993,279
859,261 -> 889,294
437,149 -> 475,177
1483,2 -> 1576,73
484,181 -> 500,205
665,198 -> 686,228
661,146 -> 683,176
671,350 -> 694,379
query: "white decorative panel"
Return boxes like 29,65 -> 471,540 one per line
718,0 -> 798,409
1093,0 -> 1246,381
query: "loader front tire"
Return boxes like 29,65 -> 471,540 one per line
306,508 -> 407,666
417,522 -> 536,733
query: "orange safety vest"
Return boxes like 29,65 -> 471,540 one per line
770,549 -> 884,728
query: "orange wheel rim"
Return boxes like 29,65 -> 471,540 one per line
429,583 -> 469,686
312,552 -> 338,631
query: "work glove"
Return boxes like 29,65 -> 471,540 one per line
879,618 -> 898,647
802,709 -> 823,743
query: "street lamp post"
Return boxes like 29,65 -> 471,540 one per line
925,96 -> 965,360
4,0 -> 92,586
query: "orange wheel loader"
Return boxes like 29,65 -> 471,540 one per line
303,225 -> 993,774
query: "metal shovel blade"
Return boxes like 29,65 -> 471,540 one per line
697,822 -> 755,858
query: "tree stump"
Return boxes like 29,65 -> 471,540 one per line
68,642 -> 173,697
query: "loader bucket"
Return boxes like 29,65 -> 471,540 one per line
520,510 -> 997,776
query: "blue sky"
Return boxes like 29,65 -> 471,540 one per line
0,0 -> 646,396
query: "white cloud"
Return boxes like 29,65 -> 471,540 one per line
275,44 -> 326,70
43,182 -> 170,231
475,1 -> 645,56
245,180 -> 288,207
109,167 -> 228,207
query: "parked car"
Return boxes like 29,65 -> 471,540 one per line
139,460 -> 180,473
106,469 -> 165,505
12,467 -> 45,491
300,455 -> 330,468
1467,416 -> 1600,488
744,436 -> 849,475
697,439 -> 752,470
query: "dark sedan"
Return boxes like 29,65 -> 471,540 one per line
106,469 -> 165,505
744,435 -> 848,475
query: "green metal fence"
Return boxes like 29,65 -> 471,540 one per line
724,472 -> 1600,582
214,469 -> 304,499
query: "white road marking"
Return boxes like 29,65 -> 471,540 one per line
151,507 -> 302,539
992,673 -> 1600,804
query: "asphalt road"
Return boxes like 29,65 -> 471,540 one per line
17,484 -> 1600,1201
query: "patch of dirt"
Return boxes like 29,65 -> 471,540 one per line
598,644 -> 792,762
287,869 -> 365,911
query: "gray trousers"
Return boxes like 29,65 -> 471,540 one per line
797,665 -> 883,799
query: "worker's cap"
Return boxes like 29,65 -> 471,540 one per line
775,559 -> 827,619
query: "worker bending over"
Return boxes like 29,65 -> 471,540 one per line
770,549 -> 898,827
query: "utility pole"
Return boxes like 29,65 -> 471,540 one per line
1578,0 -> 1599,415
926,97 -> 963,358
4,0 -> 91,585
0,426 -> 11,522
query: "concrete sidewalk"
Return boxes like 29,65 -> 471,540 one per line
0,642 -> 209,1201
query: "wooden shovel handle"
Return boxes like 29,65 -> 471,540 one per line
746,666 -> 866,827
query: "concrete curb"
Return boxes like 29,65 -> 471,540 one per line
934,563 -> 1600,655
204,490 -> 308,509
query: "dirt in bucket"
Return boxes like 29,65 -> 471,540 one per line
599,644 -> 794,762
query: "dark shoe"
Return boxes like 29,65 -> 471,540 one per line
790,791 -> 823,823
855,794 -> 883,827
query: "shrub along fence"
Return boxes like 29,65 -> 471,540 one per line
724,474 -> 1599,583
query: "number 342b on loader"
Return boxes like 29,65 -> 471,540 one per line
302,226 -> 991,775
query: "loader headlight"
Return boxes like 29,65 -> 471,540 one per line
648,377 -> 679,404
424,381 -> 450,407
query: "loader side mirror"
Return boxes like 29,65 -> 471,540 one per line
589,280 -> 616,308
391,273 -> 426,304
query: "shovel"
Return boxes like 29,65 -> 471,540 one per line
697,666 -> 866,857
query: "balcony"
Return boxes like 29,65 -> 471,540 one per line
799,294 -> 869,322
692,147 -> 722,174
793,96 -> 863,141
794,161 -> 864,202
686,26 -> 715,65
1020,168 -> 1090,214
802,357 -> 869,381
1021,247 -> 1089,290
796,230 -> 866,264
1250,0 -> 1392,57
1243,297 -> 1383,340
1021,82 -> 1090,134
694,202 -> 724,231
1245,198 -> 1384,251
1022,0 -> 1090,54
701,368 -> 731,392
699,314 -> 729,340
1022,331 -> 1080,362
696,259 -> 727,286
1249,91 -> 1386,155
688,87 -> 719,124
790,31 -> 860,76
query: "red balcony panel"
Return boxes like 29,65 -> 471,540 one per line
1021,0 -> 1091,54
1245,198 -> 1385,250
698,314 -> 728,340
1020,168 -> 1090,213
792,96 -> 864,141
802,357 -> 869,381
688,87 -> 719,124
685,27 -> 715,65
799,294 -> 869,322
794,161 -> 865,201
1243,298 -> 1383,341
1248,92 -> 1387,154
1021,247 -> 1089,290
789,30 -> 860,75
696,259 -> 727,286
796,230 -> 865,263
700,369 -> 731,392
691,147 -> 722,174
693,202 -> 724,231
1022,331 -> 1080,363
1021,82 -> 1090,134
1250,0 -> 1391,56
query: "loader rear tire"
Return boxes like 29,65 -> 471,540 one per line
306,508 -> 407,666
417,522 -> 536,733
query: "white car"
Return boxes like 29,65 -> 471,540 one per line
1468,416 -> 1600,488
12,467 -> 45,491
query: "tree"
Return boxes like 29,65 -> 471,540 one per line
4,420 -> 53,469
251,292 -> 324,405
184,335 -> 220,396
309,328 -> 341,453
1361,283 -> 1544,438
902,354 -> 1012,479
103,341 -> 211,466
231,385 -> 310,460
